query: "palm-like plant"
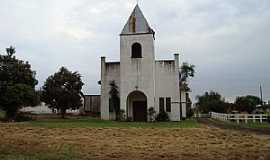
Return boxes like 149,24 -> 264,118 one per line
179,62 -> 195,92
109,81 -> 120,120
180,62 -> 195,82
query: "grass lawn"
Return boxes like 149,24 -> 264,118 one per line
224,120 -> 270,129
0,117 -> 199,160
209,119 -> 270,129
1,119 -> 270,160
0,144 -> 78,160
25,117 -> 199,128
242,122 -> 270,129
0,111 -> 5,119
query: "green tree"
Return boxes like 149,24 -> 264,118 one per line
180,62 -> 195,82
196,91 -> 228,113
41,67 -> 84,118
235,95 -> 261,113
179,63 -> 195,92
0,46 -> 38,120
109,81 -> 120,120
156,111 -> 170,122
148,107 -> 156,122
179,63 -> 195,118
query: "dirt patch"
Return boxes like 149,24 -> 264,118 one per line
0,123 -> 270,160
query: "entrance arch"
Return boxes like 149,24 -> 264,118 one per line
126,91 -> 147,122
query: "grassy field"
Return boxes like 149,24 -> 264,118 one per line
0,119 -> 270,160
243,122 -> 270,129
25,117 -> 199,128
1,117 -> 270,160
0,144 -> 77,160
209,119 -> 270,129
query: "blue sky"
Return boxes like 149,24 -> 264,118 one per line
0,0 -> 269,102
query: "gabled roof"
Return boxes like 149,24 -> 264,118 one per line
121,5 -> 155,35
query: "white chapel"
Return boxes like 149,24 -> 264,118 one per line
100,5 -> 188,121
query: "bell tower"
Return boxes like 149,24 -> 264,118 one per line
120,5 -> 156,117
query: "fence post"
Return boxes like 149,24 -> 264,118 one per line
260,115 -> 263,123
253,115 -> 256,123
236,115 -> 240,124
245,115 -> 248,124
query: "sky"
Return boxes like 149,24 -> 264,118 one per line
0,0 -> 269,103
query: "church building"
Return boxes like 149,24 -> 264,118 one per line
100,5 -> 187,121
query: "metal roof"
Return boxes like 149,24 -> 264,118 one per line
121,5 -> 155,35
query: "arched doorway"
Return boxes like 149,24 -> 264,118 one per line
127,91 -> 147,122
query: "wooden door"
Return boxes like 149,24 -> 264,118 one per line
133,101 -> 147,122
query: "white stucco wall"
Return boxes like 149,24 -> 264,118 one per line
120,34 -> 156,115
155,55 -> 181,121
100,59 -> 120,120
101,34 -> 183,121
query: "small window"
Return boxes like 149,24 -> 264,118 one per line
131,43 -> 142,58
166,97 -> 171,112
159,97 -> 165,112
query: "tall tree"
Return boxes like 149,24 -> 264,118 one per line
0,46 -> 39,120
41,67 -> 84,118
196,91 -> 228,113
109,81 -> 120,120
235,95 -> 261,113
180,62 -> 195,82
179,62 -> 195,118
179,62 -> 195,92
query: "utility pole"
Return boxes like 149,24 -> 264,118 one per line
260,84 -> 263,105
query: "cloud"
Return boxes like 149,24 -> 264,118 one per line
0,0 -> 269,102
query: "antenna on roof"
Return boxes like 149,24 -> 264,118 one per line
136,0 -> 139,5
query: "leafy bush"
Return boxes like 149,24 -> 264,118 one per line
156,111 -> 170,122
14,113 -> 33,122
126,117 -> 133,122
148,107 -> 156,122
118,109 -> 126,121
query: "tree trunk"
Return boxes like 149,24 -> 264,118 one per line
60,108 -> 66,119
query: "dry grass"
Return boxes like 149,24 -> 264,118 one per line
0,123 -> 270,160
